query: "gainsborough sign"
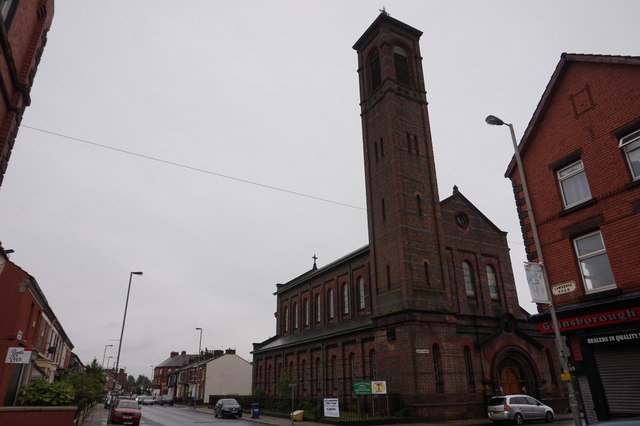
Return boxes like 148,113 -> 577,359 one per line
538,307 -> 640,334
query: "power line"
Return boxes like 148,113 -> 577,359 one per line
21,125 -> 366,211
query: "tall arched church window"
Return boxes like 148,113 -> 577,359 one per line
342,283 -> 350,315
358,277 -> 366,310
486,265 -> 499,300
315,293 -> 321,323
369,52 -> 381,92
284,307 -> 289,333
293,303 -> 299,330
328,289 -> 335,319
463,261 -> 476,297
393,46 -> 410,85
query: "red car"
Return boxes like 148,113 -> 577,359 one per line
109,398 -> 142,425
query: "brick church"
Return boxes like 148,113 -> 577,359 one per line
251,13 -> 565,420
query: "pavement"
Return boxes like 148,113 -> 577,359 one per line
82,402 -> 579,426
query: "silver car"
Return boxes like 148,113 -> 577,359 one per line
487,394 -> 554,424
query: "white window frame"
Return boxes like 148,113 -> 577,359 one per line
342,283 -> 350,315
620,129 -> 640,180
573,231 -> 616,292
557,160 -> 592,208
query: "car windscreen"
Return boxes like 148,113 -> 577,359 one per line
118,402 -> 138,409
221,399 -> 238,406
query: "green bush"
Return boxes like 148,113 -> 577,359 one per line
18,379 -> 75,406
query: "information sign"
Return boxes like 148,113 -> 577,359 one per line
323,398 -> 340,417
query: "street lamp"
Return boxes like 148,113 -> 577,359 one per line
485,115 -> 581,426
102,344 -> 113,368
111,271 -> 143,399
195,327 -> 203,360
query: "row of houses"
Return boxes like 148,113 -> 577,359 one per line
151,349 -> 251,404
0,245 -> 79,406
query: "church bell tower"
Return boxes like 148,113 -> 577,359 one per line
353,12 -> 449,313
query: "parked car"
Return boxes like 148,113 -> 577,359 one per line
487,394 -> 554,424
214,398 -> 242,418
158,395 -> 174,406
140,396 -> 155,405
109,398 -> 142,425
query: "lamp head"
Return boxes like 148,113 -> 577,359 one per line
131,271 -> 143,276
485,115 -> 505,126
196,327 -> 202,331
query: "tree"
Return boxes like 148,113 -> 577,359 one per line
132,375 -> 151,395
127,375 -> 136,393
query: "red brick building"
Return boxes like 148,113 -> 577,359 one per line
0,0 -> 54,187
0,245 -> 73,406
505,54 -> 640,422
251,13 -> 564,421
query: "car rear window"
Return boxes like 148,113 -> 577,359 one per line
488,397 -> 506,405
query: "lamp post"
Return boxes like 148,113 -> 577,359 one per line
485,115 -> 581,426
195,327 -> 203,360
102,344 -> 113,368
111,271 -> 143,401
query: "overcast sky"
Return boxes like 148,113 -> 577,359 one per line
1,1 -> 638,380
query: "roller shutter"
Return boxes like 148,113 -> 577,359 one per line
594,344 -> 640,416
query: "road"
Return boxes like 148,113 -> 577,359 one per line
138,404 -> 249,426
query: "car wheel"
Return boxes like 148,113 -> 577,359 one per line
545,411 -> 554,423
513,413 -> 524,425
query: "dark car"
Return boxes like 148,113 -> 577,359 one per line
214,398 -> 242,418
109,398 -> 142,425
158,395 -> 174,406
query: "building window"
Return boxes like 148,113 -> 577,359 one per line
620,129 -> 640,180
394,46 -> 410,85
463,261 -> 475,297
293,303 -> 299,330
433,344 -> 444,393
283,307 -> 289,333
358,277 -> 365,310
557,160 -> 591,208
464,346 -> 475,392
304,298 -> 310,327
342,283 -> 350,315
573,231 -> 615,292
328,289 -> 334,319
369,350 -> 376,379
486,265 -> 499,300
315,293 -> 321,323
369,53 -> 381,92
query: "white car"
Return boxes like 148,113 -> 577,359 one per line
487,394 -> 554,424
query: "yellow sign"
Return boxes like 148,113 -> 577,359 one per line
561,373 -> 571,382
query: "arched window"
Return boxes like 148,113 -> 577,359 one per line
433,344 -> 444,393
304,298 -> 310,327
358,277 -> 366,310
369,52 -> 381,92
342,283 -> 350,315
369,350 -> 376,379
315,293 -> 321,323
330,355 -> 337,390
328,289 -> 335,319
464,346 -> 475,392
393,46 -> 410,85
463,261 -> 475,297
315,357 -> 322,392
486,265 -> 499,300
283,307 -> 289,333
293,303 -> 299,330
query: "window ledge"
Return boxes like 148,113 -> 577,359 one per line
579,286 -> 621,302
625,179 -> 640,190
558,198 -> 597,217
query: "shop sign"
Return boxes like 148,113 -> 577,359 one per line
552,281 -> 576,296
538,307 -> 640,334
585,330 -> 640,346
